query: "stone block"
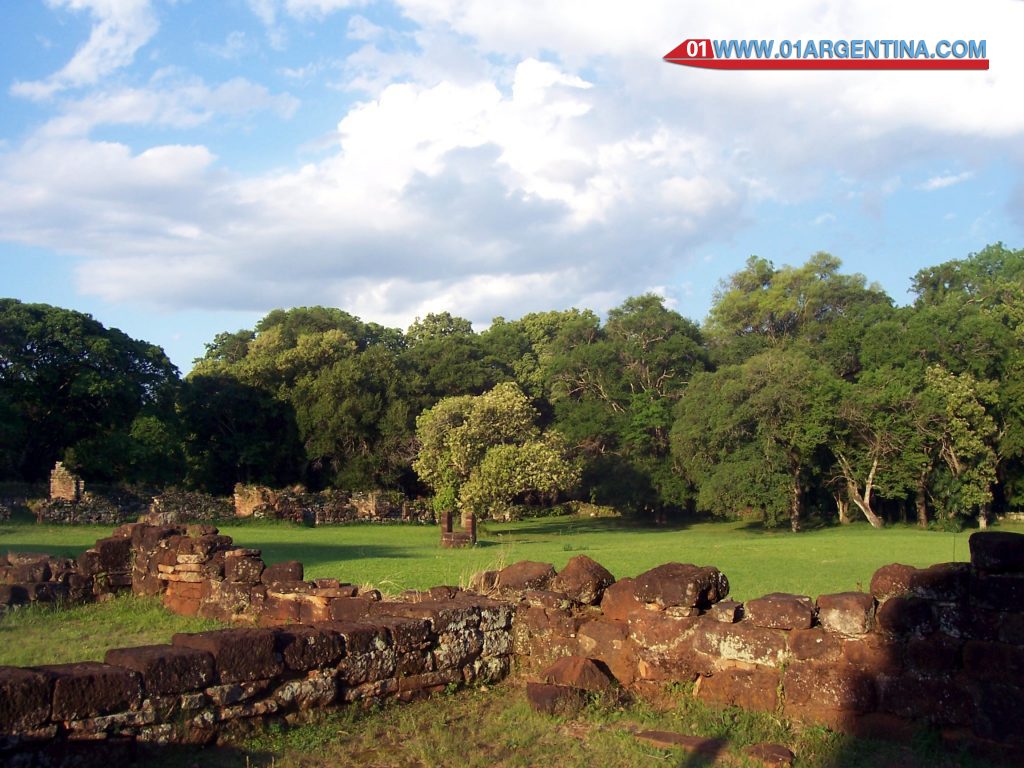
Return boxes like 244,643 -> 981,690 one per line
908,563 -> 969,603
633,563 -> 729,609
963,640 -> 1024,681
372,617 -> 433,653
691,618 -> 789,667
495,561 -> 556,592
840,634 -> 901,674
878,673 -> 971,726
541,656 -> 614,692
93,537 -> 133,573
225,556 -> 264,585
970,531 -> 1024,573
11,560 -> 51,583
816,592 -> 875,636
744,593 -> 815,630
0,666 -> 52,731
172,628 -> 283,684
870,563 -> 917,601
600,577 -> 645,621
37,662 -> 142,721
969,572 -> 1024,612
104,645 -> 215,696
0,584 -> 30,607
328,596 -> 375,622
313,621 -> 388,655
375,599 -> 480,634
876,596 -> 936,637
783,661 -> 876,713
789,628 -> 841,661
633,730 -> 727,756
708,600 -> 743,623
698,665 -> 780,713
577,619 -> 636,685
261,560 -> 304,586
904,635 -> 962,673
627,610 -> 700,660
549,555 -> 615,605
274,625 -> 345,671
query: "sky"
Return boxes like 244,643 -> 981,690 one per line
1,0 -> 1022,373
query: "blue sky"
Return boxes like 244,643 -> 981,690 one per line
2,1 -> 1022,372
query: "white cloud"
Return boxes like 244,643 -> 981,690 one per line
918,171 -> 974,191
285,0 -> 367,19
11,0 -> 157,100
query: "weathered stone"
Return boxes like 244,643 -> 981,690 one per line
963,640 -> 1024,681
172,628 -> 283,684
783,661 -> 876,713
541,656 -> 614,692
0,667 -> 51,731
904,635 -> 962,673
11,560 -> 51,583
549,555 -> 615,605
272,670 -> 337,710
970,572 -> 1024,612
523,589 -> 577,611
691,618 -> 789,667
967,678 -> 1024,743
225,556 -> 264,585
313,621 -> 387,655
275,625 -> 345,671
870,564 -> 917,601
816,592 -> 875,636
633,563 -> 729,609
708,600 -> 743,623
628,611 -> 700,660
697,665 -> 779,712
744,743 -> 795,767
104,645 -> 214,696
327,596 -> 375,622
789,628 -> 841,661
908,563 -> 969,603
876,596 -> 936,637
260,560 -> 304,586
577,619 -> 636,685
744,593 -> 815,630
840,634 -> 901,674
468,569 -> 498,592
600,577 -> 645,621
878,673 -> 971,726
0,583 -> 30,607
481,629 -> 513,658
434,628 -> 484,669
970,531 -> 1024,573
375,599 -> 480,634
372,617 -> 433,653
38,662 -> 142,721
525,681 -> 585,715
495,561 -> 556,592
633,730 -> 727,756
338,647 -> 397,686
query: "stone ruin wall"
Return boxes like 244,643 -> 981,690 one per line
2,525 -> 1024,764
231,484 -> 435,526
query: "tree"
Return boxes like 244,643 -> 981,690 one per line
672,348 -> 837,531
0,299 -> 179,482
413,382 -> 579,518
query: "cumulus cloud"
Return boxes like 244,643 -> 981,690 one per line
1,0 -> 1022,331
11,0 -> 157,100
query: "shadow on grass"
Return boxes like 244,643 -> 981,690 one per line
12,739 -> 274,768
494,516 -> 697,538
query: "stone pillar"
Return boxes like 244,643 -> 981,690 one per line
441,509 -> 453,534
49,462 -> 84,502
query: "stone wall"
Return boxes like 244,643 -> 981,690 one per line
48,463 -> 84,503
232,484 -> 435,526
3,525 -> 1024,763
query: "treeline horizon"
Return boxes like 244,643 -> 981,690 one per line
1,242 -> 1021,531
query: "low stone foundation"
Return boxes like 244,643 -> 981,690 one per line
3,526 -> 1024,764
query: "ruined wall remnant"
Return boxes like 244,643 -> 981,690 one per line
48,462 -> 84,502
232,484 -> 435,525
439,509 -> 477,548
3,525 -> 1024,763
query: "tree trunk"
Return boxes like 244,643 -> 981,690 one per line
790,475 -> 802,533
979,503 -> 990,529
915,476 -> 929,528
836,494 -> 850,525
837,455 -> 884,528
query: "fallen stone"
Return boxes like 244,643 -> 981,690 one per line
495,561 -> 556,592
525,681 -> 585,715
541,656 -> 614,692
708,599 -> 743,623
633,730 -> 727,756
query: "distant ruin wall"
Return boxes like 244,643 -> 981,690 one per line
48,463 -> 84,503
231,484 -> 435,526
2,525 -> 1024,763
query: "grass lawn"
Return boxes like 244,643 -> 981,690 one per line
3,514 -> 1021,601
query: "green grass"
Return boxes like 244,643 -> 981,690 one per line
4,515 -> 1022,601
137,680 -> 1009,768
0,593 -> 224,666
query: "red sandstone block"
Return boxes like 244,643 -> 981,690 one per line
878,672 -> 972,726
908,563 -> 969,602
93,537 -> 133,573
371,617 -> 434,653
178,534 -> 233,559
577,619 -> 637,685
263,593 -> 301,624
870,563 -> 918,601
789,628 -> 841,661
783,661 -> 876,713
970,572 -> 1024,612
163,595 -> 201,616
691,618 -> 788,667
0,666 -> 52,731
225,556 -> 264,585
525,681 -> 585,715
495,561 -> 556,592
37,662 -> 141,721
970,531 -> 1024,573
104,644 -> 215,696
261,560 -> 304,585
816,592 -> 875,636
541,656 -> 614,692
374,599 -> 480,634
328,596 -> 375,622
627,610 -> 700,657
633,563 -> 729,609
840,634 -> 901,674
697,666 -> 779,713
550,555 -> 615,605
172,628 -> 283,684
633,730 -> 727,756
744,593 -> 815,630
313,621 -> 387,655
274,625 -> 345,671
876,596 -> 936,637
600,577 -> 644,621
